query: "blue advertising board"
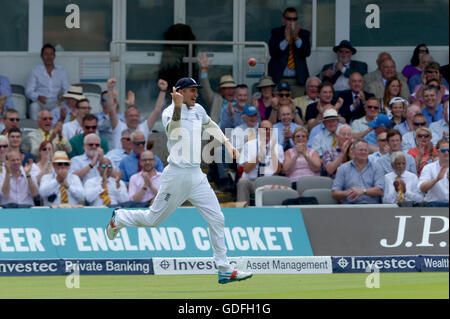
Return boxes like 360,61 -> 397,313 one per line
0,207 -> 313,260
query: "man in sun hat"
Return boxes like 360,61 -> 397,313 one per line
311,107 -> 341,157
198,53 -> 237,123
39,150 -> 84,206
319,40 -> 368,93
52,85 -> 86,126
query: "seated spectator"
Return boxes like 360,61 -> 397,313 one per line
318,40 -> 367,93
408,127 -> 438,176
368,128 -> 390,162
253,75 -> 276,121
382,151 -> 423,204
268,82 -> 303,125
237,120 -> 284,205
331,139 -> 384,204
128,150 -> 162,204
365,58 -> 410,101
119,130 -> 164,183
401,44 -> 429,81
421,85 -> 445,125
229,105 -> 260,154
394,102 -> 422,135
69,133 -> 104,184
7,128 -> 35,166
409,61 -> 449,95
25,44 -> 70,120
0,136 -> 9,174
322,124 -> 353,178
273,105 -> 303,151
0,109 -> 21,136
220,84 -> 252,132
84,158 -> 128,206
430,102 -> 449,145
387,97 -> 407,128
0,150 -> 38,207
33,140 -> 54,185
283,127 -> 321,187
0,74 -> 14,111
106,78 -> 166,149
62,98 -> 91,141
198,52 -> 237,123
407,54 -> 434,92
381,77 -> 408,116
337,72 -> 374,125
105,128 -> 134,170
22,110 -> 71,157
311,108 -> 340,157
69,114 -> 109,158
376,129 -> 417,175
305,82 -> 342,131
293,76 -> 321,122
351,97 -> 385,152
307,104 -> 343,148
401,113 -> 428,152
52,85 -> 85,126
363,52 -> 393,84
411,78 -> 449,107
418,139 -> 449,203
39,151 -> 84,206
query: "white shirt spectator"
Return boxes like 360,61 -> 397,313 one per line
62,120 -> 83,141
382,171 -> 423,204
401,131 -> 417,152
239,137 -> 284,180
84,176 -> 129,206
69,153 -> 100,184
39,172 -> 84,206
25,64 -> 70,104
111,120 -> 151,150
430,119 -> 449,145
418,161 -> 449,202
0,167 -> 37,206
311,128 -> 337,157
229,123 -> 258,154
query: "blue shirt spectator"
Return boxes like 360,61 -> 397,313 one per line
0,75 -> 14,111
119,151 -> 164,183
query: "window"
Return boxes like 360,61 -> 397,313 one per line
350,0 -> 449,46
317,0 -> 335,47
43,0 -> 112,51
0,0 -> 28,51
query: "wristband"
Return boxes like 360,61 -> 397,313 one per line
89,163 -> 94,169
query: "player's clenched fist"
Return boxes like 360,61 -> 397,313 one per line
171,87 -> 184,108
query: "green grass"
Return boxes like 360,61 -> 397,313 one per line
0,273 -> 447,299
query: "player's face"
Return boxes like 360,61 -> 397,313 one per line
182,87 -> 198,107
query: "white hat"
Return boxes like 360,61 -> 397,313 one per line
322,108 -> 339,121
63,86 -> 86,100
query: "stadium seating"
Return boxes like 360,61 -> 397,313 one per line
296,176 -> 334,196
254,175 -> 292,189
259,188 -> 299,206
302,188 -> 339,205
11,84 -> 28,119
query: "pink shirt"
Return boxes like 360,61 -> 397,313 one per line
286,147 -> 319,182
128,171 -> 162,202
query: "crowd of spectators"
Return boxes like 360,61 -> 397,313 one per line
0,6 -> 448,208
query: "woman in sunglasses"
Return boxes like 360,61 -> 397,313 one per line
407,127 -> 438,176
401,44 -> 429,81
35,141 -> 54,185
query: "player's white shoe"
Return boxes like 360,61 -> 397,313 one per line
218,269 -> 253,284
106,209 -> 121,240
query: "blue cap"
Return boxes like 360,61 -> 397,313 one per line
175,77 -> 201,90
243,105 -> 258,116
368,113 -> 391,128
276,82 -> 291,92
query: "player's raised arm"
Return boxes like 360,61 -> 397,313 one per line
203,119 -> 240,160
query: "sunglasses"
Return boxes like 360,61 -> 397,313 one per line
101,164 -> 112,168
121,137 -> 131,141
41,147 -> 51,151
439,148 -> 450,153
0,145 -> 8,148
87,143 -> 100,147
8,118 -> 20,122
84,125 -> 97,130
366,105 -> 379,110
419,49 -> 429,54
56,162 -> 70,167
284,16 -> 298,21
377,138 -> 387,142
294,135 -> 307,138
278,93 -> 290,98
101,97 -> 107,102
414,122 -> 427,126
133,141 -> 146,146
417,134 -> 430,138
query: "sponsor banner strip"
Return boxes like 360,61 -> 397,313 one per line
332,255 -> 449,273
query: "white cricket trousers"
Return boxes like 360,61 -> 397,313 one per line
114,165 -> 233,272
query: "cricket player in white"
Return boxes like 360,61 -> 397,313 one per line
106,77 -> 252,284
